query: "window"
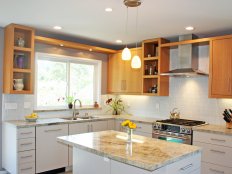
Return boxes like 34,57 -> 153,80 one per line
35,53 -> 101,109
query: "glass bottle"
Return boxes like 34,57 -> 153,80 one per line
149,65 -> 153,75
145,64 -> 149,75
153,62 -> 158,75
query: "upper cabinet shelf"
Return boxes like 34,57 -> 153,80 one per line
142,38 -> 170,96
161,38 -> 210,47
3,24 -> 35,94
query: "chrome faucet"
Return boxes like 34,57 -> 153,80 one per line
73,99 -> 82,120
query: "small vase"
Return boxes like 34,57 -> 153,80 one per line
112,110 -> 120,115
127,128 -> 133,143
68,103 -> 73,109
13,79 -> 24,91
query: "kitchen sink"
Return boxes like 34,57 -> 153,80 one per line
62,116 -> 99,120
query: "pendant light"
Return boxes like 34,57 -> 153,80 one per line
131,6 -> 141,69
122,7 -> 131,61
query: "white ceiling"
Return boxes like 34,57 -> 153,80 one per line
0,0 -> 232,47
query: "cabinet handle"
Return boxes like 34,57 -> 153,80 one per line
209,168 -> 224,174
44,129 -> 62,132
229,77 -> 231,93
210,138 -> 226,142
21,155 -> 33,159
88,125 -> 90,132
20,143 -> 33,146
21,167 -> 32,171
91,124 -> 93,131
20,132 -> 33,135
210,149 -> 226,154
179,163 -> 193,171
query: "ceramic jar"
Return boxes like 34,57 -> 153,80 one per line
13,79 -> 24,91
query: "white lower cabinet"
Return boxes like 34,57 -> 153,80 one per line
193,131 -> 232,174
2,125 -> 36,174
68,120 -> 109,166
36,124 -> 69,173
115,120 -> 153,138
73,147 -> 200,174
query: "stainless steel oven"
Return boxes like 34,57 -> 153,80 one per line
152,130 -> 192,145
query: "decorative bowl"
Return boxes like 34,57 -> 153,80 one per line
25,118 -> 38,122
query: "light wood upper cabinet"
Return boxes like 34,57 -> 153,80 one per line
108,48 -> 142,94
209,37 -> 232,98
3,24 -> 35,94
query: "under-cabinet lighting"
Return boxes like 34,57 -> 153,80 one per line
59,44 -> 64,47
89,48 -> 93,52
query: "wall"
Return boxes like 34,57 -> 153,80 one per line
0,27 -> 4,169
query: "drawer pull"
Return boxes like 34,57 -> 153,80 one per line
209,168 -> 224,174
44,129 -> 62,132
179,163 -> 193,171
20,132 -> 33,135
210,149 -> 226,154
210,138 -> 226,142
21,167 -> 32,171
20,143 -> 33,146
21,155 -> 32,159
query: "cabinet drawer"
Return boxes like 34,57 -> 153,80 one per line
202,162 -> 232,174
18,138 -> 35,152
18,150 -> 35,164
18,127 -> 35,139
18,162 -> 35,174
166,153 -> 201,174
134,122 -> 152,134
194,141 -> 232,167
193,131 -> 232,147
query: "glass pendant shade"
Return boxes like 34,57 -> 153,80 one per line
122,47 -> 131,60
131,55 -> 141,68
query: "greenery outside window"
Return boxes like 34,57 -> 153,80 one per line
35,52 -> 102,109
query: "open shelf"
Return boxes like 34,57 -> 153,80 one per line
142,38 -> 170,96
143,56 -> 159,61
3,24 -> 35,94
143,75 -> 158,79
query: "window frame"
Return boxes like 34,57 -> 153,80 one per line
34,52 -> 102,110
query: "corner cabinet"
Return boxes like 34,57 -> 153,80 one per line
209,36 -> 232,98
3,24 -> 35,94
142,38 -> 169,96
108,48 -> 142,94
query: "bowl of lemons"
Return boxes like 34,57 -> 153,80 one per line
25,113 -> 38,122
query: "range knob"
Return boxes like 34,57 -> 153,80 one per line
181,128 -> 186,133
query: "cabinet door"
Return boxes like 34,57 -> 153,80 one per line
69,122 -> 89,166
210,38 -> 232,98
36,124 -> 69,173
91,121 -> 108,132
69,122 -> 89,135
107,48 -> 142,94
108,53 -> 124,93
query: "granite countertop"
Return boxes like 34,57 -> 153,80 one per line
57,130 -> 201,171
193,124 -> 232,136
4,115 -> 159,128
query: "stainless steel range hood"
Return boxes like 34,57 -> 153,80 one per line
160,35 -> 208,77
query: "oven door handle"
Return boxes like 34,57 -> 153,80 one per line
153,132 -> 189,140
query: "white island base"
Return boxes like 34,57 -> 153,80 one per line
73,147 -> 201,174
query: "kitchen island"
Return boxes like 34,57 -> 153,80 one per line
57,130 -> 201,174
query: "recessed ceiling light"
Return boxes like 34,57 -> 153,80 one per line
105,8 -> 113,12
185,26 -> 195,31
116,40 -> 122,43
53,26 -> 62,30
